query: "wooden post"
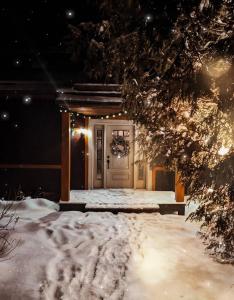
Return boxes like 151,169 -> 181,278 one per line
84,118 -> 89,189
61,112 -> 70,201
175,171 -> 185,202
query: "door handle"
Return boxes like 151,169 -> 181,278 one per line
107,155 -> 110,169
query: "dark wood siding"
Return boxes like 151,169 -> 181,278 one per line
0,98 -> 62,201
155,170 -> 175,191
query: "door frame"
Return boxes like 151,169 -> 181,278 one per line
88,119 -> 138,189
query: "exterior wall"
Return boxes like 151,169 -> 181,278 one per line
0,98 -> 61,201
70,119 -> 86,190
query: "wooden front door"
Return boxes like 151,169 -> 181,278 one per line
106,124 -> 134,188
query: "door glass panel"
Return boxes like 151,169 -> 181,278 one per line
112,130 -> 129,137
138,163 -> 144,180
96,129 -> 103,179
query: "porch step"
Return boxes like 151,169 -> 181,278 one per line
59,202 -> 185,215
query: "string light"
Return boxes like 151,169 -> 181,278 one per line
59,108 -> 128,123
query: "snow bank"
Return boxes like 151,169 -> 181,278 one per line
0,199 -> 233,300
0,198 -> 59,212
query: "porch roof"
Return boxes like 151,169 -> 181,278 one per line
0,81 -> 123,105
0,81 -> 123,115
56,83 -> 123,115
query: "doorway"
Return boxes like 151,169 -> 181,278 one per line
89,120 -> 135,189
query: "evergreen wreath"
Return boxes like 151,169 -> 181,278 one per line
110,136 -> 130,158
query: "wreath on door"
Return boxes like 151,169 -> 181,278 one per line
110,136 -> 130,158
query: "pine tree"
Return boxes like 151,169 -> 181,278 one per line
70,0 -> 234,263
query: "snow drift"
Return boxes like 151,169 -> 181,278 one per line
0,198 -> 233,300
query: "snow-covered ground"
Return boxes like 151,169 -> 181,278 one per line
0,198 -> 233,300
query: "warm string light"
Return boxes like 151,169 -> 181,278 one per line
59,108 -> 128,127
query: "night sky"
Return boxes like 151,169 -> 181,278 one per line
0,0 -> 98,81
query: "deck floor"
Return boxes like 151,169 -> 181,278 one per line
69,189 -> 176,208
60,189 -> 190,215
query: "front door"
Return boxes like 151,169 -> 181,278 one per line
106,124 -> 134,188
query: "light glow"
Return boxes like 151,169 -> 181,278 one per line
72,128 -> 92,138
218,146 -> 230,156
206,59 -> 231,78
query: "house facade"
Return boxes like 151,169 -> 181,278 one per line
0,81 -> 184,202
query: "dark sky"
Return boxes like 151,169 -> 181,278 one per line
0,0 -> 98,81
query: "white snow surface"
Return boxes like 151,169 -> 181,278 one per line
69,189 -> 176,209
0,198 -> 233,300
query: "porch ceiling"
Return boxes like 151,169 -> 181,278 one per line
68,105 -> 122,116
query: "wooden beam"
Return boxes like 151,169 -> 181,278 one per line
68,105 -> 122,115
175,172 -> 185,202
84,119 -> 89,189
61,112 -> 70,201
57,95 -> 122,103
73,83 -> 120,92
0,164 -> 61,169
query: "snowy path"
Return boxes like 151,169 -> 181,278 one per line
0,199 -> 233,300
39,212 -> 132,300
